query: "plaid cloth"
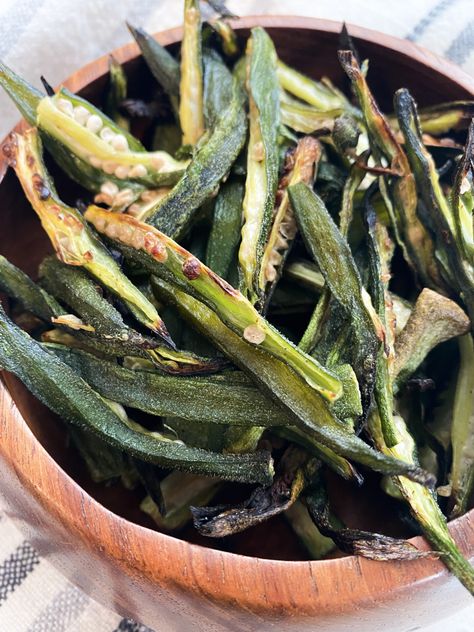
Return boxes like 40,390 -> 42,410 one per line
0,0 -> 473,629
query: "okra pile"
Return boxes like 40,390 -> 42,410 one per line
0,0 -> 473,592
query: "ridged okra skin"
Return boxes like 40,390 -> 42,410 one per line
0,302 -> 273,485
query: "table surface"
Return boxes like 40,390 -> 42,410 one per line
0,0 -> 473,630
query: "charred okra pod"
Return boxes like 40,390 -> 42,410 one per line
3,129 -> 172,344
261,137 -> 321,307
339,51 -> 439,290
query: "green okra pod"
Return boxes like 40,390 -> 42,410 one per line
0,60 -> 42,125
203,48 -> 233,129
277,60 -> 350,112
289,182 -> 381,415
280,97 -> 339,135
239,27 -> 280,306
105,55 -> 129,131
0,303 -> 273,485
205,180 -> 244,281
416,100 -> 474,136
369,412 -> 474,595
143,79 -> 247,238
4,129 -> 173,344
180,0 -> 205,145
449,334 -> 474,518
0,255 -> 62,322
209,18 -> 239,58
127,24 -> 180,115
151,276 -> 434,485
339,51 -> 439,290
47,344 -> 292,427
39,256 -> 224,375
451,120 -> 474,264
85,205 -> 343,401
364,195 -> 398,446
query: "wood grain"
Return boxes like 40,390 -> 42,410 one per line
0,16 -> 473,632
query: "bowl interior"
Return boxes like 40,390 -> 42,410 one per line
1,22 -> 472,561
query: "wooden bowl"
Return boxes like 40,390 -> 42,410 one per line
0,16 -> 473,632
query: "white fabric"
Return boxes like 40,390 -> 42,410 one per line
0,0 -> 473,630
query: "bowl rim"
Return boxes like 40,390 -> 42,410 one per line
0,14 -> 473,617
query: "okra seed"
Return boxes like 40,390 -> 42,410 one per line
265,264 -> 277,282
100,181 -> 119,197
100,127 -> 115,143
129,164 -> 147,178
111,134 -> 129,152
73,106 -> 90,126
57,98 -> 74,117
86,115 -> 103,134
89,156 -> 102,168
130,230 -> 145,249
102,161 -> 118,175
127,203 -> 140,217
243,323 -> 266,345
114,188 -> 134,207
269,250 -> 282,266
460,177 -> 470,194
92,215 -> 108,232
151,156 -> 164,170
114,165 -> 130,179
93,193 -> 113,206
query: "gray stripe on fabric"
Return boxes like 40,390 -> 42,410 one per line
27,584 -> 89,632
406,0 -> 457,41
445,20 -> 474,65
0,0 -> 46,58
0,541 -> 40,604
113,618 -> 156,632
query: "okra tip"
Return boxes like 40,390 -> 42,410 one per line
337,49 -> 358,78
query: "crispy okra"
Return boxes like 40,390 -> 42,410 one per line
1,11 -> 473,582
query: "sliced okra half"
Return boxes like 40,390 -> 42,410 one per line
3,128 -> 173,344
238,27 -> 280,306
84,204 -> 342,401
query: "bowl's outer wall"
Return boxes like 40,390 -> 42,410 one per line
0,16 -> 473,632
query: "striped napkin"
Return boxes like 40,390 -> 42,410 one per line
0,1 -> 473,630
